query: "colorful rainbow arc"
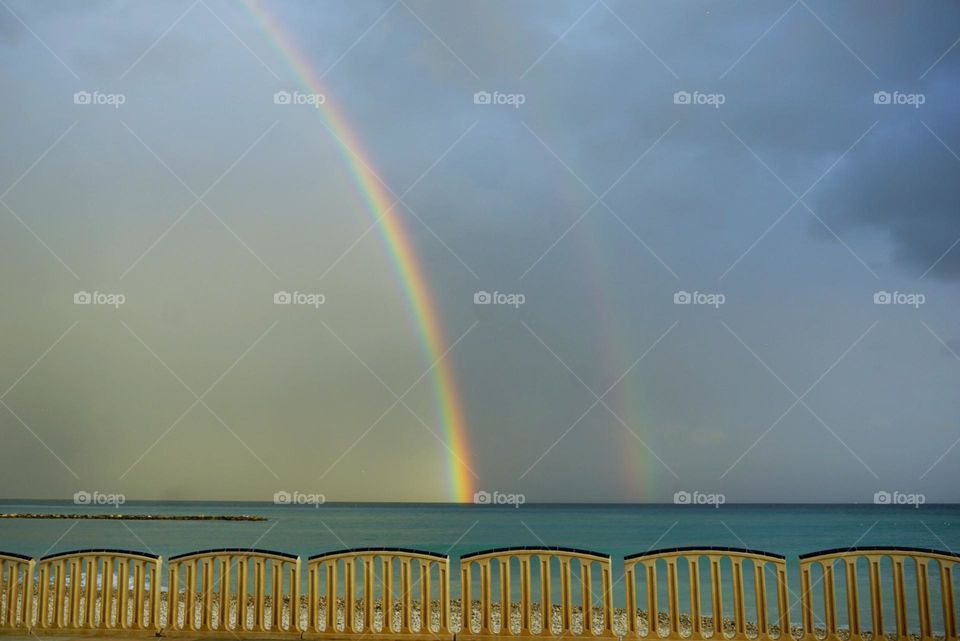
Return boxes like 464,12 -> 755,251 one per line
243,1 -> 475,502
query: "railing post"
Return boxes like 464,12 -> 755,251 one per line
344,557 -> 355,633
292,558 -> 301,633
520,556 -> 531,634
68,557 -> 80,628
27,558 -> 36,631
709,556 -> 722,637
732,558 -> 746,637
134,561 -> 145,628
844,558 -> 859,638
168,560 -> 179,632
582,559 -> 592,634
893,557 -> 907,638
666,558 -> 680,638
307,562 -> 317,632
441,558 -> 449,634
238,556 -> 249,631
776,563 -> 789,639
479,559 -> 490,633
941,561 -> 956,640
647,561 -> 659,637
754,561 -> 767,639
402,557 -> 413,633
823,561 -> 836,638
625,563 -> 636,636
601,560 -> 612,636
422,560 -> 432,634
916,558 -> 931,640
271,560 -> 282,630
54,559 -> 65,628
541,556 -> 552,636
689,557 -> 702,639
152,557 -> 162,632
325,559 -> 336,632
201,557 -> 213,630
461,559 -> 471,634
868,557 -> 883,639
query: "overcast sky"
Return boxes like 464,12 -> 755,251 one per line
1,0 -> 958,503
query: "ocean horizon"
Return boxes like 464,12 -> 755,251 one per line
3,501 -> 957,561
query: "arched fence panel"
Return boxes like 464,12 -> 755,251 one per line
165,548 -> 299,636
304,547 -> 450,639
33,549 -> 161,633
0,553 -> 33,631
459,547 -> 615,638
623,547 -> 789,640
799,546 -> 960,641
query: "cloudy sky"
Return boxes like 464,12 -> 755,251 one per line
1,0 -> 958,503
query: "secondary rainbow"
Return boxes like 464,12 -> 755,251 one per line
243,1 -> 475,502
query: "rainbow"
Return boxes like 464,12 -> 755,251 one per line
577,216 -> 656,500
242,1 -> 475,502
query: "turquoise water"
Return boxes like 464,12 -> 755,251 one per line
2,502 -> 958,630
1,501 -> 957,562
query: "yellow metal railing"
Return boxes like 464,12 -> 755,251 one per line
304,547 -> 450,638
165,548 -> 299,635
1,545 -> 958,639
33,549 -> 161,633
623,546 -> 789,640
799,546 -> 960,641
459,547 -> 615,637
0,553 -> 33,631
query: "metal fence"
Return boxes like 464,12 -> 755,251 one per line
0,545 -> 957,639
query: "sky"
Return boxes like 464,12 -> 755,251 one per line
0,0 -> 958,504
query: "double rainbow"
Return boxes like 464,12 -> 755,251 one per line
243,1 -> 475,502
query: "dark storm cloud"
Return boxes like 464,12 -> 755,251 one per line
810,67 -> 960,280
